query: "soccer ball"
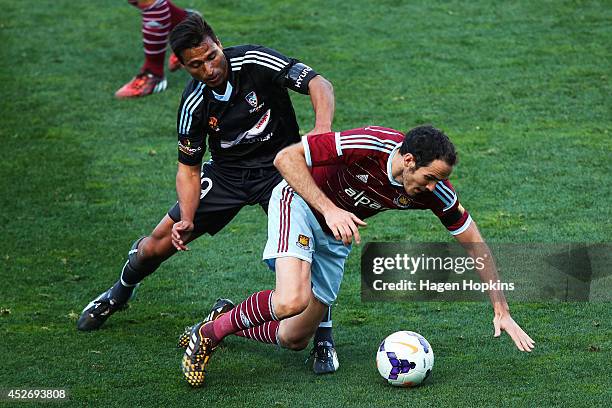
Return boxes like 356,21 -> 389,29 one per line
376,331 -> 434,387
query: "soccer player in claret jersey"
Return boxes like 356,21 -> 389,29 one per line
180,125 -> 535,386
79,14 -> 340,373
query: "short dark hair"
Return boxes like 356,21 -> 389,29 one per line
169,14 -> 219,63
399,125 -> 457,168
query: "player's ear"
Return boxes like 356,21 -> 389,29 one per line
403,153 -> 416,169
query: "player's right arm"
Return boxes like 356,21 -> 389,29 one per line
172,80 -> 207,250
274,142 -> 366,245
172,163 -> 201,251
454,220 -> 535,352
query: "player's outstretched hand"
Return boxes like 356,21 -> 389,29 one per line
172,220 -> 194,251
323,207 -> 367,245
493,313 -> 535,352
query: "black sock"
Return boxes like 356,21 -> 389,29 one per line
108,237 -> 159,304
108,278 -> 137,304
314,305 -> 334,346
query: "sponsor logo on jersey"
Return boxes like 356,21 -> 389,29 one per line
208,116 -> 219,132
296,234 -> 311,250
254,110 -> 270,130
393,194 -> 412,208
220,109 -> 273,149
178,139 -> 201,156
344,187 -> 383,209
356,174 -> 369,183
295,66 -> 312,88
245,91 -> 258,108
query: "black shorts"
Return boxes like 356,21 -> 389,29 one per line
168,161 -> 283,235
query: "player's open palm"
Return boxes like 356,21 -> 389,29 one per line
493,313 -> 535,352
172,220 -> 194,251
323,207 -> 367,245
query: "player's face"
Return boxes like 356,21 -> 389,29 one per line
181,37 -> 228,88
402,158 -> 453,197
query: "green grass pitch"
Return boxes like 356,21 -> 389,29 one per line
0,0 -> 610,406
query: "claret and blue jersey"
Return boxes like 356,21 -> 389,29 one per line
302,126 -> 472,236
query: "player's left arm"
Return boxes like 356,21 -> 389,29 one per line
274,52 -> 334,136
453,221 -> 535,352
304,75 -> 334,137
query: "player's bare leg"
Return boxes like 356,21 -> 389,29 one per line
277,292 -> 340,373
277,294 -> 328,350
271,257 -> 312,319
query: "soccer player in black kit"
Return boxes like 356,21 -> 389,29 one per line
78,14 -> 339,373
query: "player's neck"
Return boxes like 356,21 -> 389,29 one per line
390,150 -> 404,183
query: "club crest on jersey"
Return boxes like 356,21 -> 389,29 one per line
245,91 -> 258,108
394,194 -> 412,208
296,234 -> 311,250
208,116 -> 219,132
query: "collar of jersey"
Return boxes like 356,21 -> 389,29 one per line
386,142 -> 403,187
212,81 -> 233,102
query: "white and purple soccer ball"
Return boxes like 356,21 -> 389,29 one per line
376,331 -> 434,387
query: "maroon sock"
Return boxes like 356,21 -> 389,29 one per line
209,290 -> 278,345
235,321 -> 280,345
139,0 -> 171,77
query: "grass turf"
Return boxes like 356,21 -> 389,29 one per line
0,0 -> 610,406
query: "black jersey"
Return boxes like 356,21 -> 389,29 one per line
176,45 -> 319,169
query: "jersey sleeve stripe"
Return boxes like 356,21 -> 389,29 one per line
441,193 -> 457,211
231,59 -> 282,72
433,185 -> 457,211
433,189 -> 451,207
339,144 -> 393,154
235,53 -> 287,69
335,132 -> 343,156
340,136 -> 397,149
179,83 -> 205,134
437,181 -> 456,198
364,126 -> 404,136
434,184 -> 452,202
340,134 -> 398,146
180,92 -> 203,134
449,214 -> 472,235
245,50 -> 289,66
302,136 -> 313,167
435,182 -> 456,204
184,96 -> 203,136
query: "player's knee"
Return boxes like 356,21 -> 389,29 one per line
273,291 -> 309,319
283,337 -> 309,351
278,332 -> 310,351
138,235 -> 173,263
